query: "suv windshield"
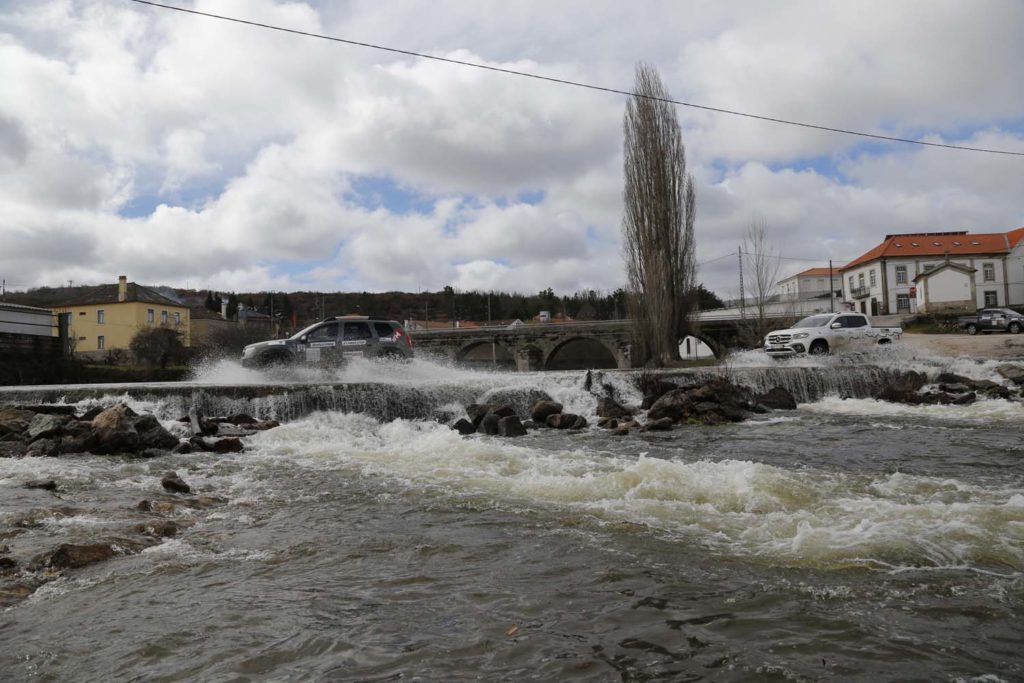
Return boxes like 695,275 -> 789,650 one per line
792,315 -> 834,328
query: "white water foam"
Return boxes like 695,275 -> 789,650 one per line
801,396 -> 1024,423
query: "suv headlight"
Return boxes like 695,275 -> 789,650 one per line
792,332 -> 809,339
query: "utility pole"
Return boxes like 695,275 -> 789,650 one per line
737,246 -> 745,318
829,260 -> 834,313
1,279 -> 5,300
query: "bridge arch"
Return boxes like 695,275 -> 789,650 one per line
544,336 -> 620,371
455,340 -> 516,369
680,333 -> 724,360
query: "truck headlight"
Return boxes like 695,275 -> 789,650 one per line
792,332 -> 809,339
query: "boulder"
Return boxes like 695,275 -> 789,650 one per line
466,404 -> 493,428
641,417 -> 674,431
77,405 -> 105,421
546,413 -> 587,430
451,418 -> 476,435
253,420 -> 281,431
636,376 -> 677,402
478,413 -> 501,435
134,520 -> 179,538
38,543 -> 116,570
875,370 -> 929,404
25,438 -> 59,458
18,405 -> 76,416
226,414 -> 258,425
756,387 -> 797,410
0,557 -> 18,574
490,405 -> 516,419
530,400 -> 563,423
171,441 -> 194,454
90,404 -> 141,455
995,364 -> 1024,385
597,417 -> 618,429
479,388 -> 553,418
161,471 -> 191,494
596,397 -> 633,419
91,403 -> 138,431
0,442 -> 27,458
497,415 -> 527,437
647,389 -> 694,422
211,437 -> 244,454
23,479 -> 57,491
0,408 -> 35,436
134,415 -> 180,450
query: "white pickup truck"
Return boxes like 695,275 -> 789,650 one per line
763,312 -> 902,358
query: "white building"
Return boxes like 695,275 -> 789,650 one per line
777,267 -> 842,302
840,228 -> 1024,315
0,302 -> 54,337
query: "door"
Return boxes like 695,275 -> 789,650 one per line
342,321 -> 374,358
870,299 -> 879,316
302,322 -> 340,363
843,314 -> 870,348
860,301 -> 867,314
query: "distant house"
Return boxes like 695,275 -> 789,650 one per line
53,275 -> 190,355
777,267 -> 841,302
0,302 -> 54,337
841,227 -> 1024,315
912,262 -> 977,314
189,305 -> 237,345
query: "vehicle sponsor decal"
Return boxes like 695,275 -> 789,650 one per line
309,341 -> 337,348
343,351 -> 363,358
305,348 -> 320,362
342,340 -> 367,346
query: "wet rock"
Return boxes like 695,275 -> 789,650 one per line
613,425 -> 632,436
91,403 -> 137,431
134,520 -> 179,538
490,405 -> 516,419
647,390 -> 694,422
77,405 -> 105,421
952,392 -> 977,406
547,413 -> 587,430
18,404 -> 76,416
598,417 -> 618,429
134,415 -> 180,450
451,418 -> 476,435
983,385 -> 1012,400
0,545 -> 9,554
530,400 -> 563,423
479,388 -> 553,418
26,413 -> 69,442
478,413 -> 501,435
756,387 -> 797,410
253,420 -> 281,431
939,383 -> 972,394
23,479 -> 57,491
642,417 -> 674,431
596,397 -> 633,419
212,437 -> 244,454
466,404 -> 493,428
0,408 -> 35,436
522,420 -> 537,429
0,557 -> 18,574
38,543 -> 116,570
137,448 -> 172,458
161,471 -> 191,494
719,405 -> 749,422
995,364 -> 1024,385
136,499 -> 153,512
0,441 -> 27,458
90,404 -> 141,454
25,438 -> 59,458
497,415 -> 527,437
636,376 -> 678,402
226,413 -> 258,425
0,583 -> 37,608
215,424 -> 257,438
875,370 -> 929,404
171,441 -> 194,454
14,507 -> 77,529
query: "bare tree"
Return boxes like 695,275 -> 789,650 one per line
740,216 -> 782,342
621,63 -> 697,366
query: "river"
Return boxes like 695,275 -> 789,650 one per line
1,348 -> 1023,682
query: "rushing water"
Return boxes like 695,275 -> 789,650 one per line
2,350 -> 1024,682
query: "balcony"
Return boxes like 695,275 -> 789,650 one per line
849,286 -> 870,299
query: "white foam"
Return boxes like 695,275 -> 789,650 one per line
801,396 -> 1024,423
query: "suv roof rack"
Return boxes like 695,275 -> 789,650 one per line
322,315 -> 370,322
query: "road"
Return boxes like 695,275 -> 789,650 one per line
901,333 -> 1024,360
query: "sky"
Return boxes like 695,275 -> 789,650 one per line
1,0 -> 1022,300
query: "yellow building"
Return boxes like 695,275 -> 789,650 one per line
54,276 -> 191,356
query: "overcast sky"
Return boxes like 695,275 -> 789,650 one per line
1,0 -> 1022,299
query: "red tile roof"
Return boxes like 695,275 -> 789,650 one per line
795,267 -> 838,278
841,230 -> 1016,271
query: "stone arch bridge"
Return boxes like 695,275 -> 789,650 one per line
409,315 -> 790,371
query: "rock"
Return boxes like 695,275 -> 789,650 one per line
613,426 -> 632,436
0,408 -> 34,436
161,471 -> 191,494
226,413 -> 258,425
25,438 -> 59,458
478,413 -> 501,435
466,404 -> 493,428
77,405 -> 105,421
91,403 -> 137,431
952,392 -> 977,406
647,389 -> 694,422
134,520 -> 179,538
212,437 -> 244,454
137,448 -> 172,458
253,420 -> 281,431
0,557 -> 18,574
18,404 -> 76,416
171,441 -> 194,454
188,437 -> 214,452
0,545 -> 8,554
490,405 -> 516,419
531,400 -> 564,423
756,387 -> 797,410
597,417 -> 618,429
875,370 -> 929,404
136,499 -> 153,512
451,418 -> 476,435
0,442 -> 27,458
26,413 -> 70,442
596,397 -> 633,419
90,404 -> 141,455
642,417 -> 675,431
479,388 -> 553,418
23,479 -> 57,491
547,413 -> 588,430
719,405 -> 749,422
38,543 -> 116,570
133,415 -> 180,450
636,376 -> 678,401
0,583 -> 39,607
995,364 -> 1024,385
497,415 -> 527,437
939,383 -> 972,394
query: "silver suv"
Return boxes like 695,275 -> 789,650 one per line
241,316 -> 414,367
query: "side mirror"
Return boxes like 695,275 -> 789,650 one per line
830,322 -> 842,329
299,336 -> 307,343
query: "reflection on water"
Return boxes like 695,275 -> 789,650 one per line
2,355 -> 1023,681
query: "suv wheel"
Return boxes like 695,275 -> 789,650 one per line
966,324 -> 978,335
808,340 -> 829,355
1009,322 -> 1022,334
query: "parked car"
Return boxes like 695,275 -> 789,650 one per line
763,312 -> 902,358
241,316 -> 413,367
957,308 -> 1024,335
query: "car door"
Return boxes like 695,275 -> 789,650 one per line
302,322 -> 341,363
829,315 -> 853,350
843,314 -> 870,348
341,321 -> 374,358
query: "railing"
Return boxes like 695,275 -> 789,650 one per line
849,286 -> 870,299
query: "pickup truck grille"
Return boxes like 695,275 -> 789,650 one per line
767,334 -> 791,344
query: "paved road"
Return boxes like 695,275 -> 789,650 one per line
901,333 -> 1024,360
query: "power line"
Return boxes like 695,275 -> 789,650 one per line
130,0 -> 1024,158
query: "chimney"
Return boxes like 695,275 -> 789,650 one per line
117,275 -> 127,302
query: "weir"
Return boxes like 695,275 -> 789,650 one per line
0,363 -> 927,422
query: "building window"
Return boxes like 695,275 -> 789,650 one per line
148,309 -> 155,323
922,263 -> 935,272
848,276 -> 854,290
161,310 -> 168,325
174,312 -> 181,326
984,291 -> 998,307
858,273 -> 865,289
896,294 -> 910,312
97,309 -> 105,324
895,265 -> 907,284
983,263 -> 995,282
97,335 -> 105,350
869,270 -> 877,287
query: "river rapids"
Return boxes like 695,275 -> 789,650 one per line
1,347 -> 1023,681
